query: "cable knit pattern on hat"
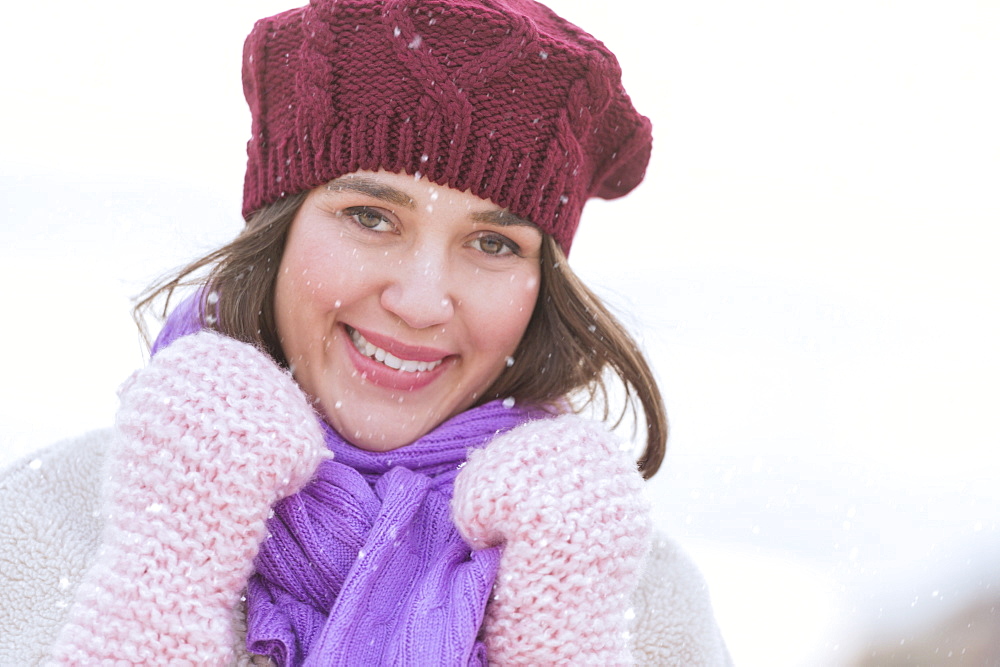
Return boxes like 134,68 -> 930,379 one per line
48,331 -> 330,665
451,414 -> 652,665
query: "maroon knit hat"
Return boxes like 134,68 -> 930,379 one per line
242,0 -> 652,252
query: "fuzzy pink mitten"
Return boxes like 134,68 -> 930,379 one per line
451,414 -> 652,665
49,331 -> 330,665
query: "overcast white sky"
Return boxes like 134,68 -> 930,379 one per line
2,1 -> 999,664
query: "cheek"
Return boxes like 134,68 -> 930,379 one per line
472,271 -> 540,354
273,265 -> 307,363
274,258 -> 312,331
511,276 -> 540,327
273,241 -> 344,356
275,240 -> 355,320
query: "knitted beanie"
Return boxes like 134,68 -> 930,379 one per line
242,0 -> 652,251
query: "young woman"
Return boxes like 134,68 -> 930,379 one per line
0,0 -> 730,663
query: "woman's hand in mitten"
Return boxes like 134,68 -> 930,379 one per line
451,415 -> 651,665
49,331 -> 330,666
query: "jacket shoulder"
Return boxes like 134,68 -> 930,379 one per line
631,532 -> 733,666
0,429 -> 111,665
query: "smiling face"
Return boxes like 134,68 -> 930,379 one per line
274,170 -> 543,451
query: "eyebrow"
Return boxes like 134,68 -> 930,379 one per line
325,175 -> 539,229
325,176 -> 415,209
471,209 -> 539,229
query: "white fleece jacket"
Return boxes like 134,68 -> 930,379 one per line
0,429 -> 731,666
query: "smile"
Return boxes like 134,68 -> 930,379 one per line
348,327 -> 445,373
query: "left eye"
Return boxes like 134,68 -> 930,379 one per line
344,207 -> 394,232
471,234 -> 518,256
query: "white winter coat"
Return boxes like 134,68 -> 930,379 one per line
0,429 -> 731,665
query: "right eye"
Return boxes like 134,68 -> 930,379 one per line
343,207 -> 395,232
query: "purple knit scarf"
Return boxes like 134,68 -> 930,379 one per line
153,295 -> 543,665
247,404 -> 537,665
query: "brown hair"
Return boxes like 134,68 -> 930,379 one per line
485,236 -> 666,478
134,196 -> 666,478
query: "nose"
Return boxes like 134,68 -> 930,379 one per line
379,252 -> 456,330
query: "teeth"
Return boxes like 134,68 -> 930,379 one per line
349,328 -> 443,373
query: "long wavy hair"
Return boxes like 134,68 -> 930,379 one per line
134,194 -> 667,478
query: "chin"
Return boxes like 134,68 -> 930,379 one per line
324,407 -> 448,452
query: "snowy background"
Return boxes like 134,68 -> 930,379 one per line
2,1 -> 998,664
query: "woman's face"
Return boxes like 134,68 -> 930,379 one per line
274,170 -> 543,451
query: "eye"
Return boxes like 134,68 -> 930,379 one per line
343,207 -> 395,232
470,233 -> 519,257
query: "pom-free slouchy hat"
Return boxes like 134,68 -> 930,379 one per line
242,0 -> 652,251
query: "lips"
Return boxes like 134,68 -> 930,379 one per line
347,326 -> 445,373
343,325 -> 453,391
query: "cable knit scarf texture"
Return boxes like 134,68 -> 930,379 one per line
247,405 -> 541,665
152,296 -> 544,665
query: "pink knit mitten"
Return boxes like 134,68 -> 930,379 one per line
49,331 -> 330,665
451,414 -> 652,665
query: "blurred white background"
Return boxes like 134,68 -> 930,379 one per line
2,1 -> 998,664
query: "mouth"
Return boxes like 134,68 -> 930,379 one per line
347,326 -> 445,373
